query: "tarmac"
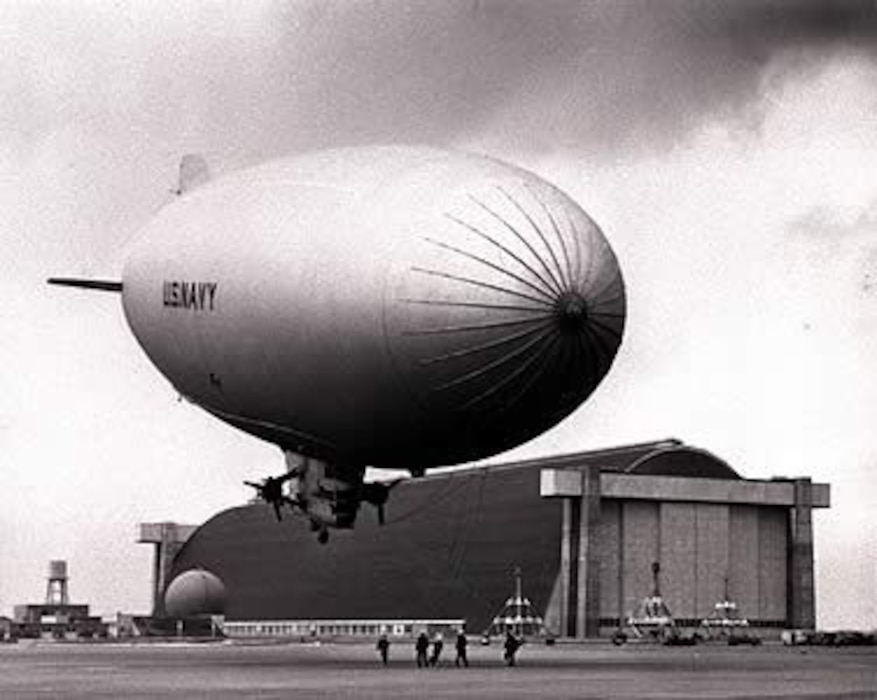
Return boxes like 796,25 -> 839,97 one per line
0,639 -> 874,699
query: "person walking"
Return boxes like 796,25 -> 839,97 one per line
454,630 -> 469,667
376,633 -> 390,665
415,632 -> 430,668
503,632 -> 521,667
429,632 -> 444,666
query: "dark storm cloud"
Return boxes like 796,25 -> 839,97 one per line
718,0 -> 877,48
6,1 -> 877,164
216,0 -> 877,159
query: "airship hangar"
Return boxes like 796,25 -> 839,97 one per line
147,438 -> 830,640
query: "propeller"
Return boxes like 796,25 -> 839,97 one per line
361,479 -> 404,525
244,472 -> 299,522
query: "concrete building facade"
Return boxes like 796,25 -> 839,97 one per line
138,522 -> 198,616
541,461 -> 828,637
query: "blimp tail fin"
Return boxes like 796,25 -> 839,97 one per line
47,277 -> 123,293
174,154 -> 211,195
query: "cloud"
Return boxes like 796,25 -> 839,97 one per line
248,1 -> 877,156
6,0 -> 877,170
790,200 -> 877,240
718,0 -> 877,48
480,0 -> 877,154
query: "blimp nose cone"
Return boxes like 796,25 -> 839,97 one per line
555,291 -> 589,333
384,174 -> 625,466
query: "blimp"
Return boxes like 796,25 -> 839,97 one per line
50,146 -> 625,542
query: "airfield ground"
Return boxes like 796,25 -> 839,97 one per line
0,640 -> 873,699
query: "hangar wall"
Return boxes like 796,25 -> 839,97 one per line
169,463 -> 562,634
543,455 -> 829,637
164,440 -> 829,639
591,502 -> 788,628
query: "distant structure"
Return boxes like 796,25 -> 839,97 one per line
138,522 -> 197,617
701,577 -> 751,639
484,567 -> 545,639
11,561 -> 107,639
162,569 -> 227,637
164,569 -> 226,618
626,562 -> 675,639
45,560 -> 69,606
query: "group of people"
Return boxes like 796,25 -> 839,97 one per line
376,630 -> 522,667
412,630 -> 470,668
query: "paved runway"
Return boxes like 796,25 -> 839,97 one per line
0,640 -> 874,699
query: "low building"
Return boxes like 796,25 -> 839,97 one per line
12,604 -> 108,640
11,560 -> 108,640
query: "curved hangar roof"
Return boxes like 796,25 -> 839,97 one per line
493,438 -> 741,480
622,442 -> 740,480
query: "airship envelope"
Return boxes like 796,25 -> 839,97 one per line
121,146 -> 626,470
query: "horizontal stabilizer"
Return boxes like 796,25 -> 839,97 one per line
47,277 -> 123,293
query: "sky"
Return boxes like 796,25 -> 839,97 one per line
1,0 -> 875,628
